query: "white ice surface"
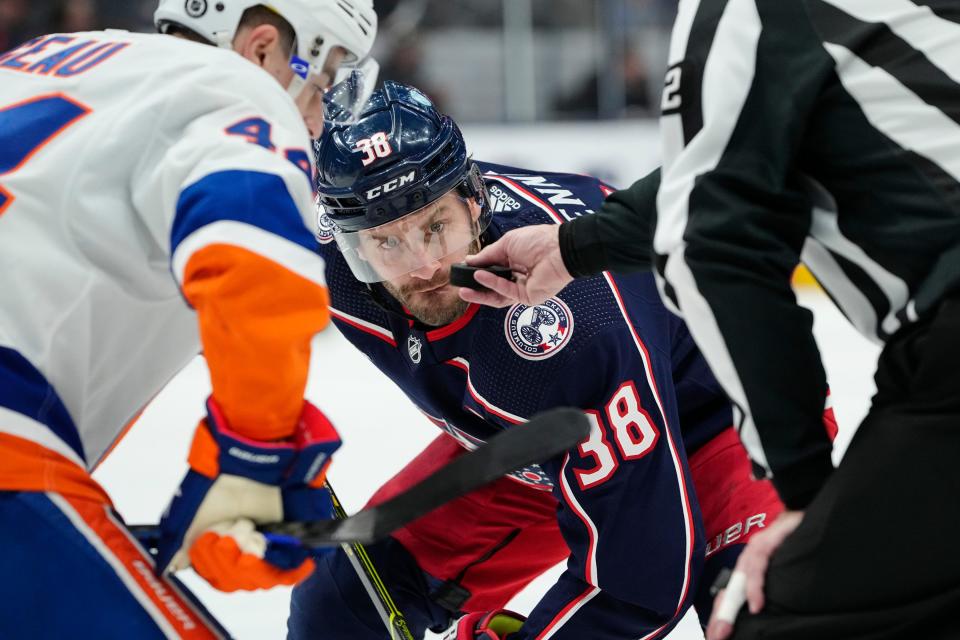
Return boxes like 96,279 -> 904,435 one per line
93,290 -> 881,639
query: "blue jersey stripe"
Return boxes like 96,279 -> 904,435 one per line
0,347 -> 85,462
170,170 -> 316,255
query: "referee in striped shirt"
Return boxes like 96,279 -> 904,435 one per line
461,2 -> 960,638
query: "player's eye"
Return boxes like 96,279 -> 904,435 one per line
428,221 -> 445,234
379,236 -> 400,250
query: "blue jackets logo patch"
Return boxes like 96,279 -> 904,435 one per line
505,298 -> 574,360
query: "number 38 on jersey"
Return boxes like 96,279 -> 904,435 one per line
574,381 -> 661,490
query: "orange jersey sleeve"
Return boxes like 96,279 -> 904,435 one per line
182,243 -> 330,441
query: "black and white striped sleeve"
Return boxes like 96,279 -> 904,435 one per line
653,0 -> 835,509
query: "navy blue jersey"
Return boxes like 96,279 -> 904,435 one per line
318,163 -> 733,638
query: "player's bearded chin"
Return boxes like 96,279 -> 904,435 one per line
385,239 -> 480,326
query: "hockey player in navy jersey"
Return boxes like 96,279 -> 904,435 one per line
286,82 -> 832,640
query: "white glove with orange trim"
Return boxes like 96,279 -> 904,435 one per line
154,397 -> 340,592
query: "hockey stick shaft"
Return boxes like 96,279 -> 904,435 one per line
326,480 -> 415,640
131,408 -> 589,548
271,407 -> 589,546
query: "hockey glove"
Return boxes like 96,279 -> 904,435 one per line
445,610 -> 526,640
154,397 -> 340,592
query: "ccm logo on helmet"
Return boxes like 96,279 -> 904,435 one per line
366,171 -> 416,200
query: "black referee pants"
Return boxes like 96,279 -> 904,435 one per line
733,297 -> 960,640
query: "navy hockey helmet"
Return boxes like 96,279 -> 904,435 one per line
315,81 -> 490,283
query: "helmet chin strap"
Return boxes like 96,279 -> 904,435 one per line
286,70 -> 308,101
478,229 -> 493,252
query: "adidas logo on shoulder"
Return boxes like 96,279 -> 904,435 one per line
488,184 -> 522,212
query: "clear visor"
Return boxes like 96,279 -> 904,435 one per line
330,190 -> 488,284
288,53 -> 379,131
324,58 -> 380,126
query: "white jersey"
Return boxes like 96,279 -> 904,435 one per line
0,31 -> 328,472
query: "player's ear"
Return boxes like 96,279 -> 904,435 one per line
233,24 -> 286,71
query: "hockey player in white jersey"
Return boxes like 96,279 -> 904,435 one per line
0,1 -> 375,637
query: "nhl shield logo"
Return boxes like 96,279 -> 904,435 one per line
407,335 -> 423,364
504,298 -> 574,361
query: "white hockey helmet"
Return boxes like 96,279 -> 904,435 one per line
156,1 -> 378,127
155,0 -> 376,69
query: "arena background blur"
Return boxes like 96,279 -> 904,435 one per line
1,0 -> 678,189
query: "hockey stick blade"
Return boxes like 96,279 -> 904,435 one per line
131,407 -> 589,549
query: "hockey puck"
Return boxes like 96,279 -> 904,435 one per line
449,264 -> 515,291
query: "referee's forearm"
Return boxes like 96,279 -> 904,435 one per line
773,451 -> 835,510
669,242 -> 835,510
559,168 -> 662,277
